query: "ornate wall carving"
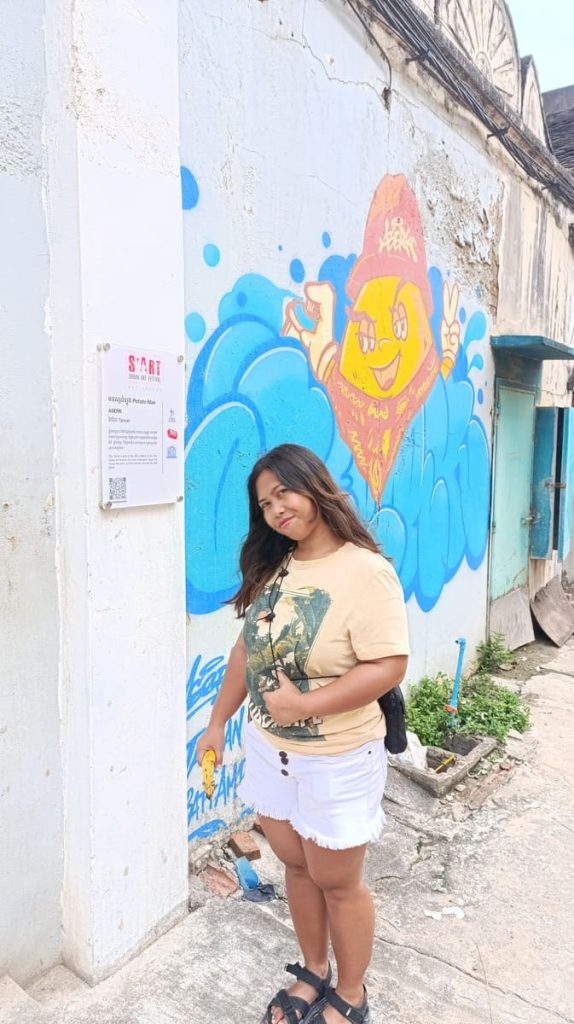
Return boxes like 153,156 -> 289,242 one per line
437,0 -> 520,111
521,57 -> 547,146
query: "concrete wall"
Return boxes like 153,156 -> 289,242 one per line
0,0 -> 62,982
1,0 -> 190,985
498,180 -> 574,358
43,0 -> 189,983
181,0 -> 499,843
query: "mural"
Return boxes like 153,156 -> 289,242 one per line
282,176 -> 461,504
183,167 -> 491,838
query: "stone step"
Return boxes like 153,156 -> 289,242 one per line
0,976 -> 44,1024
26,965 -> 90,1010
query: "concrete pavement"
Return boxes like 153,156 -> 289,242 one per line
2,638 -> 573,1024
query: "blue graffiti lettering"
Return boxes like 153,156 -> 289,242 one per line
187,654 -> 227,718
224,706 -> 245,752
186,670 -> 245,776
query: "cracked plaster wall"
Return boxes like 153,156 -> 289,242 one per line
498,177 -> 574,406
0,0 -> 62,985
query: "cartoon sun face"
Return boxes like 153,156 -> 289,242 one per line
339,276 -> 435,399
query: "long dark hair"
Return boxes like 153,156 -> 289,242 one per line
233,444 -> 380,616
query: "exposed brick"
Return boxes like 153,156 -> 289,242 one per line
252,817 -> 265,836
228,830 -> 262,861
466,764 -> 514,809
199,863 -> 240,897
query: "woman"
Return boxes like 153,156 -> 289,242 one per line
197,444 -> 409,1024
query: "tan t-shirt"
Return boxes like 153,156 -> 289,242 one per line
242,542 -> 410,754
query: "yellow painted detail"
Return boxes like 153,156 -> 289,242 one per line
339,276 -> 434,400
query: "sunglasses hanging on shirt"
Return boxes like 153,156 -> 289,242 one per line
266,552 -> 294,673
263,548 -> 407,753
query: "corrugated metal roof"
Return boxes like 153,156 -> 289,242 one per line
542,86 -> 574,171
544,108 -> 574,171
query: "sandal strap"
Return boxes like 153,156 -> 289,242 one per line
269,989 -> 308,1024
324,986 -> 369,1023
285,961 -> 332,993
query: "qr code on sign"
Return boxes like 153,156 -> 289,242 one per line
109,477 -> 127,502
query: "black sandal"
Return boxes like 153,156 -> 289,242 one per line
260,962 -> 332,1024
304,985 -> 371,1023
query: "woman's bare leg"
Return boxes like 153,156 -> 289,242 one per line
302,839 -> 372,1022
259,816 -> 330,1023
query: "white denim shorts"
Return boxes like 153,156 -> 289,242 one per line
238,720 -> 387,850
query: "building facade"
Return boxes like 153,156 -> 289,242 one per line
2,0 -> 573,992
183,0 -> 574,844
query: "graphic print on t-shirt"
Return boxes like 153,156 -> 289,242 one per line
244,585 -> 331,741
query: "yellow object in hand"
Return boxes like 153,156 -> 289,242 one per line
201,748 -> 216,800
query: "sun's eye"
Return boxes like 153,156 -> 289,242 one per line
358,330 -> 370,354
392,303 -> 408,341
357,318 -> 377,354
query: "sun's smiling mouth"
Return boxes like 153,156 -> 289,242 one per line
371,352 -> 401,392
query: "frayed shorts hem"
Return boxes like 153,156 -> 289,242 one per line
290,807 -> 386,850
240,788 -> 386,850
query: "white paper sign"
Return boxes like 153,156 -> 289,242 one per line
101,344 -> 184,508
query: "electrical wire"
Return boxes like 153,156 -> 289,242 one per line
345,0 -> 393,97
356,0 -> 574,210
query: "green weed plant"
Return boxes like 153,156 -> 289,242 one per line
475,633 -> 515,674
405,672 -> 530,747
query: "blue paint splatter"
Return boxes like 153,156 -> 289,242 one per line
290,259 -> 305,284
236,292 -> 247,307
459,307 -> 467,324
322,232 -> 332,248
204,244 -> 221,267
478,388 -> 484,404
463,311 -> 488,349
185,313 -> 206,343
318,253 -> 356,343
428,266 -> 445,357
278,244 -> 283,252
181,166 -> 199,210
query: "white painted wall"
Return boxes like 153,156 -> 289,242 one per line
0,0 -> 62,984
42,0 -> 189,982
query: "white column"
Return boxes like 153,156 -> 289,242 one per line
44,0 -> 188,982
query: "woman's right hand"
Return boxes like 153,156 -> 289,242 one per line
196,721 -> 225,768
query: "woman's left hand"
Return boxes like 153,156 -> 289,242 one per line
263,669 -> 306,726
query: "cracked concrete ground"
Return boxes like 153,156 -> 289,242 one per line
2,639 -> 573,1023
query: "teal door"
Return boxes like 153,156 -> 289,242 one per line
558,409 -> 574,561
530,406 -> 574,561
490,385 -> 536,600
